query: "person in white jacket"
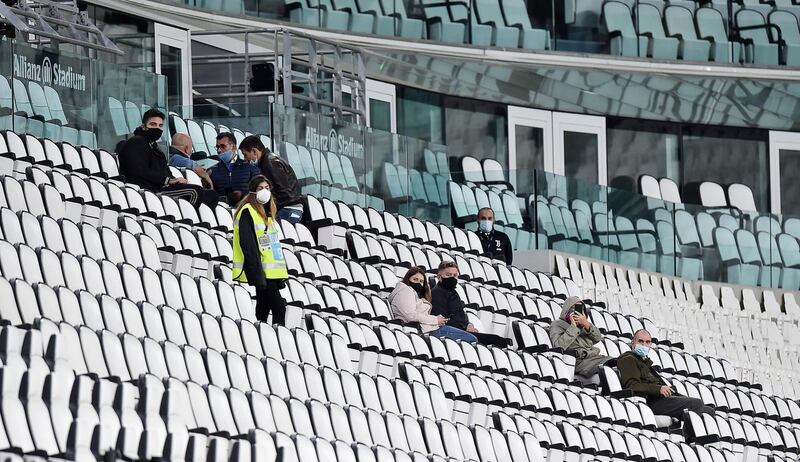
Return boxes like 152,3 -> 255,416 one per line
389,267 -> 478,342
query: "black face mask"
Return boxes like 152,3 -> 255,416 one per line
439,277 -> 458,290
409,282 -> 424,295
144,127 -> 163,142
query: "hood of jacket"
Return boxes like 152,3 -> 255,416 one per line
559,295 -> 583,320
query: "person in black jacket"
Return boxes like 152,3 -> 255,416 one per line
430,260 -> 511,348
117,108 -> 217,208
239,135 -> 304,223
476,207 -> 513,264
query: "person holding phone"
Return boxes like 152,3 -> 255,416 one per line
548,296 -> 611,383
389,266 -> 478,342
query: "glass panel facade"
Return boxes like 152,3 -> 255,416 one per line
164,0 -> 800,67
0,38 -> 165,152
607,120 -> 680,192
682,127 -> 769,212
563,131 -> 597,184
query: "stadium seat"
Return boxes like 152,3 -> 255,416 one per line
635,3 -> 679,59
736,9 -> 780,65
603,1 -> 647,57
769,9 -> 800,65
696,7 -> 743,63
665,5 -> 711,61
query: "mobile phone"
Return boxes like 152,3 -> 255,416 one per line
572,304 -> 584,315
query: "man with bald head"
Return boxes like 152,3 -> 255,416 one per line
169,133 -> 213,188
617,329 -> 713,418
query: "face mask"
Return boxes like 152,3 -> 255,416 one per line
144,127 -> 163,142
218,150 -> 234,163
439,277 -> 458,290
409,281 -> 424,295
478,219 -> 493,233
255,189 -> 272,205
633,345 -> 650,358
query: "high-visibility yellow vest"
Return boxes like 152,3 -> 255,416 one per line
232,203 -> 288,282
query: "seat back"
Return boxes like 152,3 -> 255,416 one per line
696,7 -> 728,42
636,3 -> 667,38
665,5 -> 699,39
736,9 -> 771,44
727,183 -> 757,212
461,156 -> 484,182
604,1 -> 636,36
770,10 -> 800,44
699,181 -> 727,207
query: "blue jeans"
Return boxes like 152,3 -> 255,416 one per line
276,206 -> 303,223
429,325 -> 478,343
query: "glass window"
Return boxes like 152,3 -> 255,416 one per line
514,125 -> 544,195
607,120 -> 680,192
563,131 -> 597,183
397,87 -> 443,144
780,149 -> 800,215
369,98 -> 391,132
682,127 -> 768,211
443,96 -> 507,172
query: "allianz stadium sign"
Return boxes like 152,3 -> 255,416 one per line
304,126 -> 365,159
12,52 -> 87,91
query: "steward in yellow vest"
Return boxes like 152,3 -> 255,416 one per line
231,175 -> 288,324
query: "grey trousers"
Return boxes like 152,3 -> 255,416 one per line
648,395 -> 714,418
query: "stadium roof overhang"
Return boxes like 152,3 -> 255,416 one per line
90,0 -> 800,130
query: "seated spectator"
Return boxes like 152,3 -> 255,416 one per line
239,135 -> 304,223
389,266 -> 478,343
209,132 -> 260,205
117,108 -> 217,208
431,261 -> 511,347
617,329 -> 714,419
168,133 -> 213,188
549,296 -> 611,383
476,207 -> 513,264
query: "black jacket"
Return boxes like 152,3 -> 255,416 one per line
617,350 -> 667,399
478,229 -> 513,264
430,284 -> 469,330
117,127 -> 172,190
237,207 -> 268,289
258,153 -> 302,209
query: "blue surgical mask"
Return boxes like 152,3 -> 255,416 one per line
478,219 -> 493,233
633,345 -> 650,358
218,150 -> 234,163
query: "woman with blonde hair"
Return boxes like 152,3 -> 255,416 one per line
231,175 -> 288,324
389,266 -> 477,342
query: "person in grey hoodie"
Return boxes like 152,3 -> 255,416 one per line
549,296 -> 611,381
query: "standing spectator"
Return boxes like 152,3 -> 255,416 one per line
431,261 -> 511,347
549,296 -> 611,383
232,175 -> 288,325
209,132 -> 260,205
168,133 -> 213,188
389,266 -> 478,342
117,108 -> 217,208
476,207 -> 513,264
617,329 -> 714,418
239,135 -> 304,223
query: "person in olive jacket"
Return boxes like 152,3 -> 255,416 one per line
617,329 -> 714,418
430,261 -> 511,348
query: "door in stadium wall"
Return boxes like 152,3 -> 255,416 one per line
343,79 -> 397,133
507,106 -> 553,197
154,23 -> 192,114
552,112 -> 607,186
769,131 -> 800,215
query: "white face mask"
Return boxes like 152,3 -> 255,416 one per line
255,189 -> 272,204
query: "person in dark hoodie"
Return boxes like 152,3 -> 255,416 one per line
617,329 -> 714,418
117,108 -> 217,208
430,260 -> 511,347
239,135 -> 304,223
549,296 -> 611,383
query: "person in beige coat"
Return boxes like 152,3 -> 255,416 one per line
389,266 -> 478,342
